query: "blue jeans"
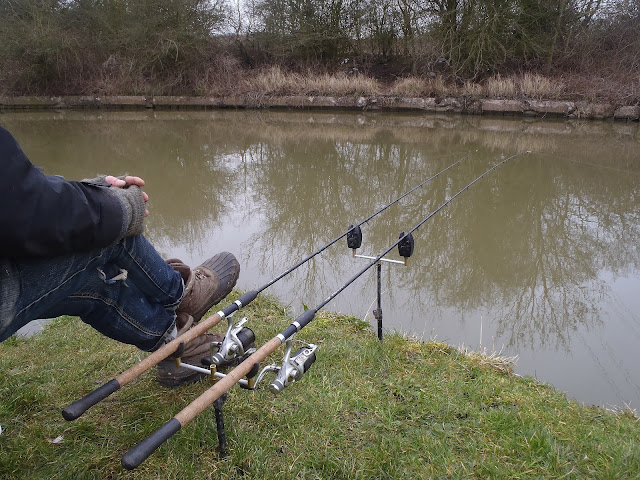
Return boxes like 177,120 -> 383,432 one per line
0,235 -> 182,351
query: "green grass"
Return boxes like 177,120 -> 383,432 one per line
1,293 -> 639,479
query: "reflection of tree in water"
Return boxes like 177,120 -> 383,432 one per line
484,159 -> 609,350
5,111 -> 640,354
237,119 -> 640,353
387,153 -> 640,351
240,125 -> 474,305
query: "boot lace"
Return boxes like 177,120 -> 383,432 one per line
193,269 -> 208,280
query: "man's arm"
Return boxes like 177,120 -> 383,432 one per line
0,126 -> 146,258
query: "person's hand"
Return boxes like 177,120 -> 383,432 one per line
104,175 -> 149,216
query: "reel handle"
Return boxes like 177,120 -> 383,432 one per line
269,342 -> 318,393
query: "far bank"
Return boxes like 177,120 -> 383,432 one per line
2,94 -> 639,121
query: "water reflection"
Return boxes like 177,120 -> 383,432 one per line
2,110 -> 639,407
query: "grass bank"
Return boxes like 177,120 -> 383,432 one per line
3,69 -> 639,120
1,293 -> 639,479
2,67 -> 639,108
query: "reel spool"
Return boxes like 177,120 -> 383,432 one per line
209,315 -> 256,367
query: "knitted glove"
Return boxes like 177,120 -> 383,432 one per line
81,174 -> 119,187
110,185 -> 146,237
81,174 -> 146,238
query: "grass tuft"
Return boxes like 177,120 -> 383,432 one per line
241,66 -> 301,95
387,74 -> 566,100
457,344 -> 519,374
302,72 -> 380,96
461,80 -> 483,97
389,77 -> 428,96
389,76 -> 457,97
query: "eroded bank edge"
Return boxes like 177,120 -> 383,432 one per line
1,95 -> 639,121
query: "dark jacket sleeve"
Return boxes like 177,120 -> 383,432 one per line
0,126 -> 127,258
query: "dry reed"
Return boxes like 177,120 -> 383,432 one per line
389,77 -> 428,96
242,66 -> 380,96
388,74 -> 565,100
485,74 -> 518,98
518,73 -> 564,99
302,72 -> 380,95
460,81 -> 483,96
457,344 -> 519,374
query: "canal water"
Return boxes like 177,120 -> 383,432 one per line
2,110 -> 639,409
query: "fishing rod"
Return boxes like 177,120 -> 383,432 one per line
61,153 -> 471,422
121,151 -> 527,470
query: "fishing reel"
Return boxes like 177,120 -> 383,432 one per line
209,314 -> 256,367
254,339 -> 318,393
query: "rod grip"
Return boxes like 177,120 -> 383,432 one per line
121,418 -> 182,470
62,379 -> 120,421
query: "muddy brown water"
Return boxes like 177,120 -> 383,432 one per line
2,110 -> 639,408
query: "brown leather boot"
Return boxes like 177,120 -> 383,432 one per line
167,252 -> 240,323
157,253 -> 240,387
157,313 -> 222,387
